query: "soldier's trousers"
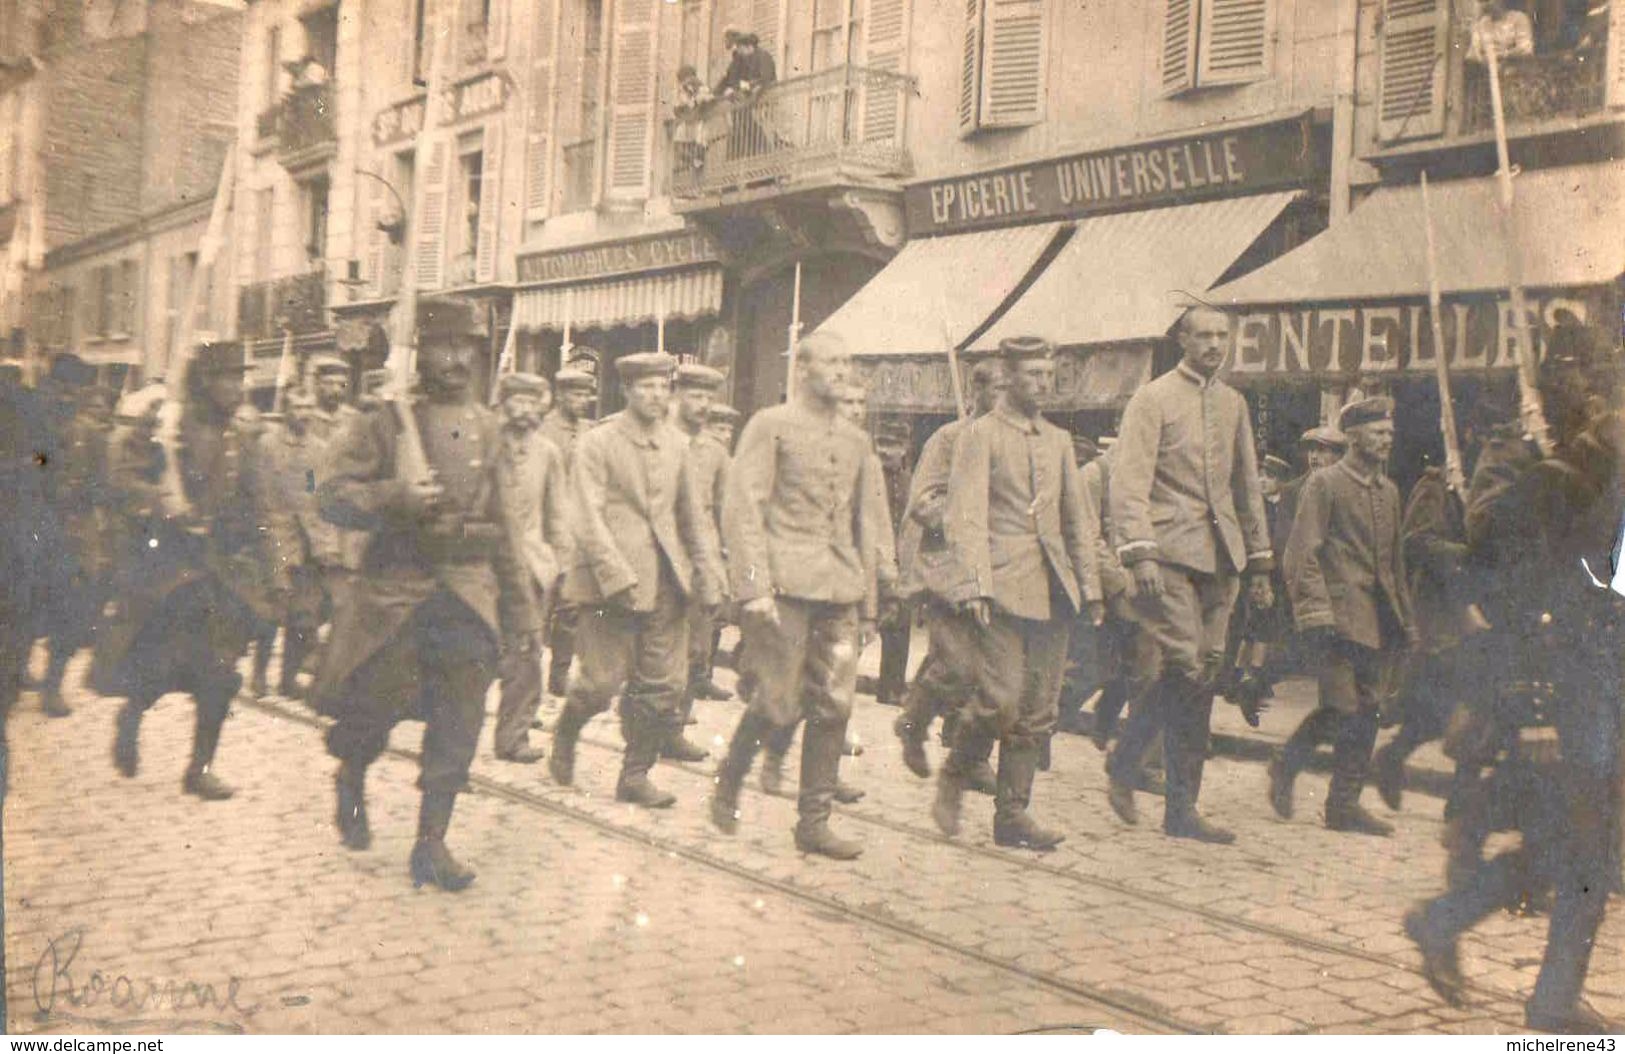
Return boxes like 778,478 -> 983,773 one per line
494,629 -> 544,757
877,621 -> 911,705
324,590 -> 497,795
899,601 -> 979,743
568,573 -> 688,741
685,598 -> 718,691
958,610 -> 1070,744
547,602 -> 580,695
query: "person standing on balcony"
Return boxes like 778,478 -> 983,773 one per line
673,66 -> 713,177
1467,0 -> 1535,62
715,29 -> 777,98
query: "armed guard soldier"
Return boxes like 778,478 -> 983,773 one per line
1277,397 -> 1415,835
491,372 -> 570,764
873,417 -> 913,708
91,338 -> 281,801
546,353 -> 723,808
1106,305 -> 1273,843
541,364 -> 596,697
1405,325 -> 1623,1034
931,336 -> 1101,851
313,297 -> 532,891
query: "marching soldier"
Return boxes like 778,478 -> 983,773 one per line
313,297 -> 532,890
91,338 -> 282,802
540,365 -> 596,697
710,333 -> 880,859
1277,397 -> 1415,835
931,335 -> 1101,851
250,392 -> 325,698
491,372 -> 571,764
690,402 -> 741,696
873,417 -> 914,709
546,353 -> 723,808
1106,305 -> 1273,843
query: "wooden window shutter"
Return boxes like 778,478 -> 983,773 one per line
475,123 -> 504,282
752,0 -> 782,65
525,0 -> 559,222
1377,0 -> 1449,142
603,0 -> 659,202
487,0 -> 508,59
1197,0 -> 1272,86
1607,0 -> 1625,107
860,0 -> 910,143
414,137 -> 450,290
957,0 -> 982,133
978,0 -> 1046,128
1160,0 -> 1198,97
367,171 -> 386,293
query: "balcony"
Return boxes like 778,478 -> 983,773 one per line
258,83 -> 337,172
670,65 -> 915,205
238,268 -> 327,342
1461,49 -> 1608,134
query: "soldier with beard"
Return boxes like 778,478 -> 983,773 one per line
540,364 -> 597,698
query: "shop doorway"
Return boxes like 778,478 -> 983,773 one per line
736,252 -> 883,414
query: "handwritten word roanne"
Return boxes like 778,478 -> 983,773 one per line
33,929 -> 259,1017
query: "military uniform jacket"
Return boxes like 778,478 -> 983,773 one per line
496,426 -> 572,630
1111,363 -> 1273,576
944,400 -> 1101,621
1401,467 -> 1472,653
255,424 -> 327,574
866,449 -> 900,599
899,416 -> 970,600
688,431 -> 731,531
1284,458 -> 1413,650
723,402 -> 878,614
1081,451 -> 1130,600
314,398 -> 530,698
561,413 -> 722,611
539,411 -> 586,470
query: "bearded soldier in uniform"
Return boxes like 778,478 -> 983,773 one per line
314,297 -> 533,890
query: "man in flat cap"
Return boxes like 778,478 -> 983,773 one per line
313,296 -> 532,890
932,335 -> 1101,850
1107,305 -> 1273,843
93,339 -> 282,802
715,28 -> 776,97
491,371 -> 571,764
873,416 -> 914,710
706,403 -> 739,450
1277,396 -> 1414,834
710,333 -> 881,859
541,364 -> 597,697
1277,426 -> 1346,559
548,352 -> 723,807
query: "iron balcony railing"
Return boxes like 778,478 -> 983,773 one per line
238,267 -> 327,342
1461,48 -> 1607,134
671,64 -> 915,199
260,82 -> 337,164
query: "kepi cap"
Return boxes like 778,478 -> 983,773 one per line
310,355 -> 350,377
707,404 -> 740,423
1262,454 -> 1294,478
192,338 -> 249,374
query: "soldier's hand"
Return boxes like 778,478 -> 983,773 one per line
403,477 -> 445,516
960,598 -> 992,628
1247,575 -> 1274,611
859,619 -> 877,650
1088,599 -> 1106,627
742,596 -> 779,628
1133,560 -> 1163,599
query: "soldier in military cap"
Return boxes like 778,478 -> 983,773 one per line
91,338 -> 282,802
540,364 -> 597,697
313,296 -> 533,890
705,403 -> 739,451
873,416 -> 914,710
491,371 -> 571,764
546,352 -> 723,808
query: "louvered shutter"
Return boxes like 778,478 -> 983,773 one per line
1197,0 -> 1271,86
1608,0 -> 1625,107
861,0 -> 909,144
366,171 -> 386,293
487,0 -> 508,59
957,0 -> 982,133
752,0 -> 782,65
978,0 -> 1045,128
525,0 -> 558,221
475,123 -> 503,282
603,0 -> 659,202
414,137 -> 449,290
1160,0 -> 1198,96
1377,0 -> 1449,142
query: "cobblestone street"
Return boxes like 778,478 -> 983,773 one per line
6,641 -> 1623,1035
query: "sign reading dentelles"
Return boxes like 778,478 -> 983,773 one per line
516,231 -> 723,286
905,114 -> 1318,236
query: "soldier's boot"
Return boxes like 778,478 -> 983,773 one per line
334,760 -> 371,851
181,690 -> 236,801
1403,905 -> 1465,1006
661,697 -> 709,763
1372,740 -> 1406,812
616,713 -> 678,809
992,736 -> 1065,851
250,634 -> 273,699
760,722 -> 796,795
711,712 -> 770,835
41,645 -> 72,717
893,684 -> 933,779
112,699 -> 147,778
834,779 -> 865,804
546,634 -> 574,698
963,729 -> 997,796
547,698 -> 591,787
1266,748 -> 1295,820
1526,1000 -> 1618,1036
792,718 -> 863,860
1162,677 -> 1234,844
409,791 -> 475,892
932,747 -> 973,838
278,627 -> 315,698
1325,709 -> 1392,836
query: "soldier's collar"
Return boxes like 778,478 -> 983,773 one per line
1175,361 -> 1221,389
1335,457 -> 1380,488
993,400 -> 1043,435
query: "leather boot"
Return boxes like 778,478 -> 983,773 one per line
279,627 -> 314,698
992,737 -> 1064,850
1162,677 -> 1232,844
1372,740 -> 1406,812
711,711 -> 768,834
182,698 -> 234,801
792,719 -> 862,860
616,712 -> 677,808
410,791 -> 475,891
250,635 -> 273,699
963,730 -> 997,795
1404,906 -> 1464,1006
335,761 -> 371,850
932,750 -> 970,837
113,699 -> 145,777
662,697 -> 709,762
547,698 -> 590,787
1326,709 -> 1391,836
894,710 -> 931,779
759,749 -> 787,795
41,648 -> 72,717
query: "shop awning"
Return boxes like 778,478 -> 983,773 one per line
816,222 -> 1066,356
1210,165 -> 1625,305
972,191 -> 1300,352
512,265 -> 723,333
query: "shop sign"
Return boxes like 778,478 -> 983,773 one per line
857,347 -> 1149,413
1226,294 -> 1600,379
516,230 -> 722,286
373,96 -> 426,147
905,114 -> 1319,237
443,72 -> 509,124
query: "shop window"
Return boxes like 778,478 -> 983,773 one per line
958,0 -> 1049,134
1160,0 -> 1273,98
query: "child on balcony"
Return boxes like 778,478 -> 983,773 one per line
673,66 -> 712,175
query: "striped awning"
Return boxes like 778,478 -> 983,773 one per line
512,266 -> 724,333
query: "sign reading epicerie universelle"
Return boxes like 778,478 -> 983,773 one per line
904,114 -> 1319,236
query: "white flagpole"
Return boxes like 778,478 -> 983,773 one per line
1420,172 -> 1466,496
785,260 -> 803,401
561,286 -> 574,358
656,282 -> 666,356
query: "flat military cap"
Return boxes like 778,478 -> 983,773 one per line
674,363 -> 726,391
877,417 -> 911,443
47,352 -> 96,388
361,367 -> 394,389
310,354 -> 350,377
614,352 -> 677,383
417,296 -> 488,342
1262,454 -> 1294,478
193,338 -> 249,373
1299,425 -> 1347,451
707,404 -> 740,423
496,371 -> 550,401
1339,396 -> 1394,431
554,367 -> 596,391
997,335 -> 1054,361
566,347 -> 602,376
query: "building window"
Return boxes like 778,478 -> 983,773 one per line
580,0 -> 604,137
412,0 -> 429,85
114,260 -> 137,336
1159,0 -> 1274,97
958,0 -> 1049,134
302,175 -> 330,264
265,24 -> 283,109
452,132 -> 484,282
463,0 -> 492,63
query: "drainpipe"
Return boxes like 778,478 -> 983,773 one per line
1326,0 -> 1362,224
